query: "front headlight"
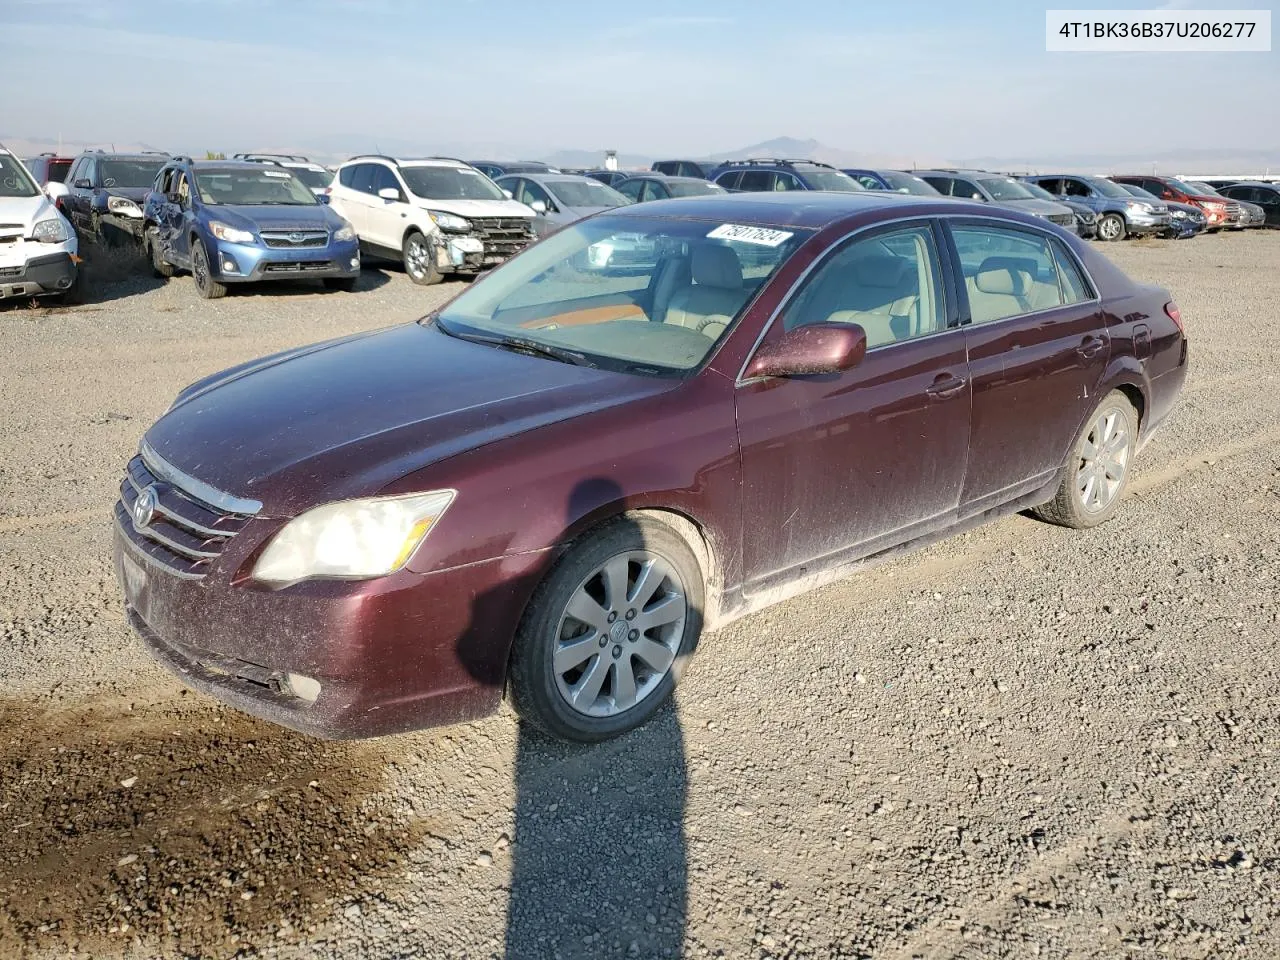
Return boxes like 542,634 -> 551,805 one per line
208,220 -> 256,244
252,490 -> 456,585
107,196 -> 143,217
427,211 -> 471,233
1125,202 -> 1151,214
31,217 -> 70,244
334,222 -> 356,242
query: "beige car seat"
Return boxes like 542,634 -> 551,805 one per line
665,245 -> 748,340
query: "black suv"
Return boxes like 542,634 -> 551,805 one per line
62,150 -> 169,245
711,158 -> 863,193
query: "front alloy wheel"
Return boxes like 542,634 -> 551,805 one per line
402,230 -> 442,286
510,518 -> 703,741
1097,213 -> 1126,242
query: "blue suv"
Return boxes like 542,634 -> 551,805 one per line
143,158 -> 360,299
1022,174 -> 1171,241
712,159 -> 864,193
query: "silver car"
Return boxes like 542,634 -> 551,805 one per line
916,170 -> 1081,234
495,173 -> 631,237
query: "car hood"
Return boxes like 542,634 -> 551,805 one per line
0,193 -> 60,232
206,203 -> 343,232
105,186 -> 152,203
412,197 -> 536,220
145,323 -> 674,516
992,198 -> 1075,216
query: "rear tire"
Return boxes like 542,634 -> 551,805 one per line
191,239 -> 227,300
509,518 -> 703,742
1097,213 -> 1127,242
402,230 -> 442,286
323,277 -> 358,292
147,228 -> 174,279
1034,391 -> 1138,529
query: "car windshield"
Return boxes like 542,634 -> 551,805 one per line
401,165 -> 507,201
1021,181 -> 1059,201
1186,181 -> 1221,196
667,180 -> 725,198
1165,178 -> 1201,196
546,180 -> 630,208
195,168 -> 318,205
978,177 -> 1037,201
799,170 -> 864,192
0,154 -> 38,198
1084,177 -> 1131,199
290,166 -> 332,189
99,159 -> 166,189
1116,182 -> 1158,200
880,171 -> 938,195
431,215 -> 812,376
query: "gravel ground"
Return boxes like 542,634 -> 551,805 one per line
1,232 -> 1277,960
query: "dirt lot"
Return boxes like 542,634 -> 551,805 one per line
1,232 -> 1278,960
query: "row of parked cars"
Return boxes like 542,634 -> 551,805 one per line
6,144 -> 1277,304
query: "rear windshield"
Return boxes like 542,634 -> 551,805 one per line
290,166 -> 332,189
99,159 -> 166,189
401,165 -> 507,201
44,159 -> 72,183
195,167 -> 318,205
547,180 -> 630,208
879,171 -> 939,195
977,177 -> 1036,201
800,169 -> 864,192
0,154 -> 38,198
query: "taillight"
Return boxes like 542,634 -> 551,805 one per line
1165,300 -> 1184,335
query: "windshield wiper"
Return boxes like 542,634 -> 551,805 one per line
439,325 -> 595,367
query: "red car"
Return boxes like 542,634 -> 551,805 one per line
1109,175 -> 1236,230
113,193 -> 1188,742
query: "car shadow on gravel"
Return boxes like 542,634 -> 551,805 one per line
0,694 -> 428,957
458,479 -> 690,958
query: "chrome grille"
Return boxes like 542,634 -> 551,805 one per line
116,452 -> 253,579
0,266 -> 21,278
1048,213 -> 1076,227
260,230 -> 329,249
469,217 -> 534,261
262,260 -> 333,273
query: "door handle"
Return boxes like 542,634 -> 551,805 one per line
926,373 -> 967,399
1077,336 -> 1105,359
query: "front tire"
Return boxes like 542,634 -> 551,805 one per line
1034,391 -> 1137,529
402,230 -> 442,286
191,239 -> 227,300
1097,213 -> 1127,242
509,518 -> 703,742
147,228 -> 174,279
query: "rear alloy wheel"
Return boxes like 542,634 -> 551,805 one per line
1097,213 -> 1127,242
1034,391 -> 1137,529
509,519 -> 703,742
402,230 -> 442,286
147,228 -> 174,279
191,239 -> 227,300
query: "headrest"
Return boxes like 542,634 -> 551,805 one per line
849,253 -> 910,288
975,256 -> 1038,295
692,245 -> 743,289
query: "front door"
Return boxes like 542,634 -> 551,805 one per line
736,221 -> 972,590
364,164 -> 412,251
947,220 -> 1110,514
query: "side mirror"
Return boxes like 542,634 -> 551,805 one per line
44,181 -> 69,201
378,187 -> 401,202
502,189 -> 514,200
744,323 -> 867,380
318,193 -> 331,204
530,200 -> 548,214
73,178 -> 91,189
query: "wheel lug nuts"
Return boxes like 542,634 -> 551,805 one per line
598,637 -> 607,648
612,645 -> 622,659
625,609 -> 636,620
607,611 -> 617,623
628,630 -> 638,641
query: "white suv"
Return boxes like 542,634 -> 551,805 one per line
0,146 -> 80,302
329,156 -> 536,285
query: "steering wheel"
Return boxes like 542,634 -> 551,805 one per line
695,314 -> 731,334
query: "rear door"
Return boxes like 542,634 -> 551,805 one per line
947,220 -> 1109,514
736,220 -> 971,588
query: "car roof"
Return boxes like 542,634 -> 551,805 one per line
503,173 -> 603,185
191,160 -> 293,173
604,190 -> 983,229
625,174 -> 712,184
1224,180 -> 1277,188
81,151 -> 167,161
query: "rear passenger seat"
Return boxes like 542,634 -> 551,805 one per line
966,256 -> 1060,324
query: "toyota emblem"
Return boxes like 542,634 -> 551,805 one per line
133,485 -> 158,528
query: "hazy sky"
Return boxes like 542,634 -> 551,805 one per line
2,0 -> 1276,158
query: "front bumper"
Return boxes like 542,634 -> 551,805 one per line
1126,212 -> 1171,235
0,250 -> 79,299
209,237 -> 361,283
113,511 -> 546,738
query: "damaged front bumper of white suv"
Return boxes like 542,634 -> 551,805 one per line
0,216 -> 79,299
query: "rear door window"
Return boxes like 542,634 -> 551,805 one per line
951,224 -> 1066,324
615,179 -> 644,202
737,170 -> 775,192
640,181 -> 669,202
714,171 -> 741,191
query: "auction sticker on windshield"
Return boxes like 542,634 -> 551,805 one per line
707,224 -> 794,247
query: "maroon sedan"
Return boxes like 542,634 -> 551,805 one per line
113,192 -> 1188,742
